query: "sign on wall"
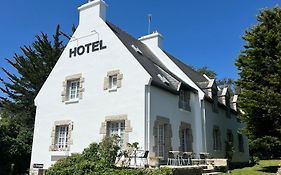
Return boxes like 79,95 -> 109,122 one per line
69,40 -> 107,58
33,164 -> 44,169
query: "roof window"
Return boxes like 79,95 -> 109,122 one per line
157,74 -> 170,86
131,44 -> 143,55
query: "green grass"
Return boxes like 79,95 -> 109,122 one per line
222,160 -> 281,175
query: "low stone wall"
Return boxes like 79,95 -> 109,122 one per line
161,166 -> 203,175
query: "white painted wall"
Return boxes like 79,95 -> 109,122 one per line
30,3 -> 151,170
204,101 -> 249,162
149,86 -> 203,157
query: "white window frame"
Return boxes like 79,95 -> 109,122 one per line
179,90 -> 191,111
181,128 -> 190,152
157,124 -> 165,158
107,120 -> 125,147
55,125 -> 69,149
109,75 -> 118,90
68,80 -> 80,100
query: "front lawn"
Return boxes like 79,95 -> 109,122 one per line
222,160 -> 280,175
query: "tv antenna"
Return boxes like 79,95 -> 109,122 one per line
148,14 -> 152,34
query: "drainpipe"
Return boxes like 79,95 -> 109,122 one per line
144,80 -> 152,151
201,99 -> 207,152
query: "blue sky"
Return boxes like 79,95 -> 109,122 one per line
0,0 -> 279,83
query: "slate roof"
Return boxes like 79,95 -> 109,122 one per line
106,21 -> 197,94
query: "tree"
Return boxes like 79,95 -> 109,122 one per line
196,66 -> 217,79
236,7 -> 281,158
0,25 -> 65,128
0,25 -> 67,174
0,113 -> 33,174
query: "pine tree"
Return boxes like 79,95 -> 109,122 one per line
0,25 -> 67,173
236,7 -> 281,158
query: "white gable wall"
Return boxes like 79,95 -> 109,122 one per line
149,86 -> 199,156
31,5 -> 151,169
140,40 -> 206,154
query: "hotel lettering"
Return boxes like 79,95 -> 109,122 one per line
69,40 -> 107,58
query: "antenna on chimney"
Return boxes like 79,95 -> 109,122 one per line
148,14 -> 152,34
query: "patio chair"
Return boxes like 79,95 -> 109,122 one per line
182,152 -> 193,165
135,150 -> 149,167
167,151 -> 176,166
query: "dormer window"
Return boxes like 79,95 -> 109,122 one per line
179,90 -> 191,111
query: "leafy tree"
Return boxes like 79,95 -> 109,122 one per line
0,25 -> 67,174
236,7 -> 281,158
0,113 -> 33,174
196,66 -> 217,79
196,66 -> 236,93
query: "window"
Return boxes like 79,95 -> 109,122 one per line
213,126 -> 222,150
157,124 -> 165,158
109,75 -> 118,90
104,70 -> 123,91
212,89 -> 218,113
55,125 -> 69,149
50,120 -> 73,151
226,129 -> 234,144
238,134 -> 244,152
100,115 -> 132,149
153,116 -> 172,159
107,121 -> 125,147
180,128 -> 191,152
179,90 -> 191,111
68,80 -> 80,100
61,74 -> 84,103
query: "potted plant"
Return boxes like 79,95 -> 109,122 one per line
149,156 -> 162,168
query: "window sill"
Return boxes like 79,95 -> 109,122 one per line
179,107 -> 191,113
65,99 -> 79,104
108,88 -> 117,92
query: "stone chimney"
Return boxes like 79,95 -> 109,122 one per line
139,31 -> 164,49
78,0 -> 107,25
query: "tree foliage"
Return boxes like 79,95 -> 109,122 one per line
0,25 -> 66,174
236,7 -> 281,158
0,113 -> 33,174
0,25 -> 65,127
196,66 -> 217,79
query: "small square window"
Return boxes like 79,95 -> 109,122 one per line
109,75 -> 117,90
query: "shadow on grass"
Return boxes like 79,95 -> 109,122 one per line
258,166 -> 279,173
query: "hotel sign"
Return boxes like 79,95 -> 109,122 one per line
69,40 -> 107,58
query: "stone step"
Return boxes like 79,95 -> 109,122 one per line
203,168 -> 214,173
202,172 -> 222,175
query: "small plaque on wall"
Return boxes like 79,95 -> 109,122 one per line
33,164 -> 44,169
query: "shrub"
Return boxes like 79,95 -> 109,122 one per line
249,136 -> 281,159
47,136 -> 174,175
47,136 -> 120,175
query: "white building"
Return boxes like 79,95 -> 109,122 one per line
30,0 -> 249,173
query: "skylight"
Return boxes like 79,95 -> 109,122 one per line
157,74 -> 170,86
131,44 -> 143,55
